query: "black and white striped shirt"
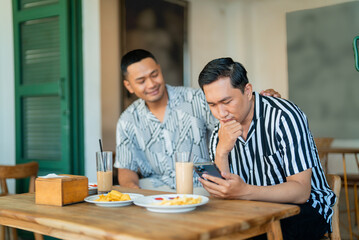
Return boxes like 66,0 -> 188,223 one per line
209,92 -> 336,224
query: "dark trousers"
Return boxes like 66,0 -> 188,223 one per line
253,202 -> 330,240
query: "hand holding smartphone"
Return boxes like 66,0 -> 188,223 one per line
193,162 -> 224,182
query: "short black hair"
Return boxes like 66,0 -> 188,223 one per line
198,57 -> 249,92
121,49 -> 157,77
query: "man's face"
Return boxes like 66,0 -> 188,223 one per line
203,77 -> 253,125
124,57 -> 166,103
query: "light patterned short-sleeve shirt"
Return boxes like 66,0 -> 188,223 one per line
115,85 -> 217,189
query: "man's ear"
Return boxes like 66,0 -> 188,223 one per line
123,80 -> 134,94
245,83 -> 253,99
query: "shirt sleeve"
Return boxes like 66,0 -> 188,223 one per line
276,105 -> 319,177
114,118 -> 139,172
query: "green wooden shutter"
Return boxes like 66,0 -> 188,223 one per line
19,0 -> 59,9
23,96 -> 62,160
13,0 -> 73,180
21,16 -> 61,85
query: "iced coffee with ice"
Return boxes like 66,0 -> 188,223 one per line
96,151 -> 113,194
175,152 -> 194,194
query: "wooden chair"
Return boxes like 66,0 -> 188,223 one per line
341,153 -> 359,240
316,138 -> 359,240
315,137 -> 334,174
325,174 -> 341,240
0,162 -> 43,240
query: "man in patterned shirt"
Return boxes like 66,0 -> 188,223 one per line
115,49 -> 280,193
197,57 -> 335,239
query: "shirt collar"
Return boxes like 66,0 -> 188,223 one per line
239,92 -> 262,144
166,85 -> 176,109
253,91 -> 263,121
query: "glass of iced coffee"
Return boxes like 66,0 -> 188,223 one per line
175,152 -> 194,194
96,151 -> 113,194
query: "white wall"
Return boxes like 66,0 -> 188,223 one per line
82,0 -> 102,182
244,0 -> 359,174
189,0 -> 255,89
188,0 -> 359,175
0,0 -> 15,192
100,0 -> 121,153
189,0 -> 229,88
188,0 -> 358,98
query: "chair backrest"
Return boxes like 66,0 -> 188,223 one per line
315,138 -> 334,149
326,174 -> 341,240
0,162 -> 39,196
315,138 -> 334,174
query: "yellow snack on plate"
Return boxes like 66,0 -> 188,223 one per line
157,196 -> 202,206
95,190 -> 131,202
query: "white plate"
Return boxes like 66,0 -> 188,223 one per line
88,182 -> 98,190
84,193 -> 144,207
133,194 -> 209,213
88,183 -> 98,195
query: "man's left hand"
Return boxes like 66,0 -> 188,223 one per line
199,172 -> 248,199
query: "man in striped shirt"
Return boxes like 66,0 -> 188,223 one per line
198,57 -> 335,239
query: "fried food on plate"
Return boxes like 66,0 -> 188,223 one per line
156,196 -> 202,206
95,190 -> 131,202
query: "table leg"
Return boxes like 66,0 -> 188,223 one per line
266,220 -> 283,240
34,232 -> 44,240
11,227 -> 17,240
0,225 -> 5,240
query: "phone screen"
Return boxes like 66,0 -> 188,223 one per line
193,162 -> 224,181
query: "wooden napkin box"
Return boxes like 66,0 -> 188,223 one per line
35,174 -> 88,206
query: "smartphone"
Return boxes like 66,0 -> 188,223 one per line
193,162 -> 224,181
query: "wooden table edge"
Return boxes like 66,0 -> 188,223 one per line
0,191 -> 300,240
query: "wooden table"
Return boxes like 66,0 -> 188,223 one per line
0,186 -> 299,240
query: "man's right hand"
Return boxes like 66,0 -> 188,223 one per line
118,168 -> 140,189
217,120 -> 242,156
214,120 -> 242,172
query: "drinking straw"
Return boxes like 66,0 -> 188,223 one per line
99,139 -> 106,171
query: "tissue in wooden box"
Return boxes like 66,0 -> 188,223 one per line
35,174 -> 88,206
